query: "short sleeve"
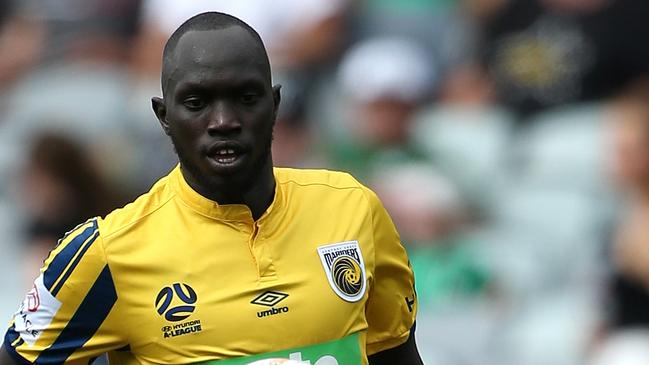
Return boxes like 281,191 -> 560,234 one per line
362,188 -> 417,355
3,218 -> 125,364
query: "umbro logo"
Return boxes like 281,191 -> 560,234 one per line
251,291 -> 289,318
251,291 -> 288,307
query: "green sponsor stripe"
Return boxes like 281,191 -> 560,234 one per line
198,333 -> 361,365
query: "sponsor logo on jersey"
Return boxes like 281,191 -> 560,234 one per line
14,274 -> 62,346
160,319 -> 202,339
155,283 -> 202,338
197,332 -> 361,365
26,284 -> 40,312
155,283 -> 197,321
317,241 -> 366,302
251,291 -> 289,318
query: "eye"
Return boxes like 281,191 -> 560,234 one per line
182,97 -> 205,111
239,93 -> 260,105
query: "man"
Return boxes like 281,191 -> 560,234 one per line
1,12 -> 422,365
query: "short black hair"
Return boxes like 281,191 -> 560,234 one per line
160,11 -> 270,95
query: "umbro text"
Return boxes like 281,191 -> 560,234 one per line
257,306 -> 289,318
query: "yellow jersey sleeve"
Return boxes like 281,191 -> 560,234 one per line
362,188 -> 417,355
4,218 -> 126,364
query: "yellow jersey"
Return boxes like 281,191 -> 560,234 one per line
4,166 -> 417,365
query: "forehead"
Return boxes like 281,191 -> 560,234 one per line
168,27 -> 269,91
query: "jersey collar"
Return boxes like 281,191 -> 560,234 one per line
170,165 -> 282,223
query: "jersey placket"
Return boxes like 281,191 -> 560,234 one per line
247,221 -> 277,281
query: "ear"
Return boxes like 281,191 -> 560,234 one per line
152,97 -> 170,135
272,84 -> 282,121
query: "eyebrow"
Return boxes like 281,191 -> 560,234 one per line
172,78 -> 268,101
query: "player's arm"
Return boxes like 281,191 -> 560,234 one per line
0,344 -> 22,365
2,219 -> 124,364
368,325 -> 423,365
361,186 -> 423,363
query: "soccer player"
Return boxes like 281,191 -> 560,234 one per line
1,12 -> 423,365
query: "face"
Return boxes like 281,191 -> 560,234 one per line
153,27 -> 280,198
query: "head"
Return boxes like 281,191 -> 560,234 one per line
338,38 -> 434,146
22,132 -> 118,225
152,12 -> 281,201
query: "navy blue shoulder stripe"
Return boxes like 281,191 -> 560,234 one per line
50,230 -> 100,297
43,220 -> 99,294
4,323 -> 19,346
4,325 -> 35,365
35,264 -> 118,365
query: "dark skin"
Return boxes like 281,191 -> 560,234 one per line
0,347 -> 14,364
0,25 -> 423,365
369,325 -> 424,365
154,27 -> 280,220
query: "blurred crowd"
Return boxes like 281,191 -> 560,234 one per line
1,0 -> 649,364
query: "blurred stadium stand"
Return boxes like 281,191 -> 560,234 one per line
1,0 -> 649,364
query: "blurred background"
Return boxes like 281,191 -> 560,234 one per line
1,0 -> 649,364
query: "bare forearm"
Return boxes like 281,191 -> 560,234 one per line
368,325 -> 423,365
0,344 -> 23,365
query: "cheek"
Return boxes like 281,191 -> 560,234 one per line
248,105 -> 277,137
250,121 -> 274,152
169,115 -> 204,140
168,124 -> 203,160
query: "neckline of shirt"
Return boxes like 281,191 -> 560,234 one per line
169,165 -> 282,223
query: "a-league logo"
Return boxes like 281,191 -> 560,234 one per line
155,283 -> 197,322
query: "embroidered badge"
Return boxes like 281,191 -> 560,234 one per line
317,241 -> 366,302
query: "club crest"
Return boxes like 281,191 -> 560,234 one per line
317,241 -> 366,302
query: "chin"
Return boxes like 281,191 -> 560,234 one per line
178,148 -> 270,192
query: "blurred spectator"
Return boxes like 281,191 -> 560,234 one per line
0,0 -> 141,92
18,132 -> 124,284
372,163 -> 490,309
271,78 -> 325,168
327,37 -> 435,179
603,78 -> 649,330
467,0 -> 649,117
132,0 -> 349,79
0,0 -> 172,195
24,0 -> 141,65
0,2 -> 646,364
0,2 -> 44,91
353,0 -> 472,75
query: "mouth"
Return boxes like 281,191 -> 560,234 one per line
212,148 -> 239,164
206,143 -> 246,168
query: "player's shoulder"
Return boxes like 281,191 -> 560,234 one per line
97,173 -> 175,239
274,167 -> 367,191
273,168 -> 383,209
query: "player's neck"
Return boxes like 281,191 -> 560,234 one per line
238,160 -> 276,221
181,158 -> 276,221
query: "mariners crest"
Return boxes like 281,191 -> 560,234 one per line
317,241 -> 366,302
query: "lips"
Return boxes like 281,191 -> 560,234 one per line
213,148 -> 238,164
206,142 -> 246,167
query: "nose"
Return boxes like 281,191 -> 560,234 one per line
207,101 -> 241,136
